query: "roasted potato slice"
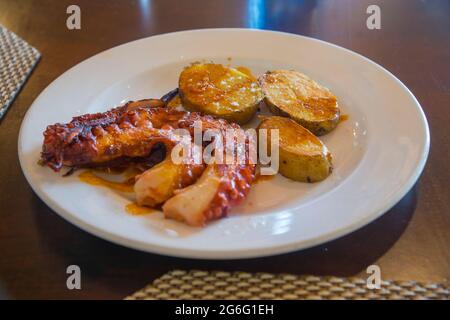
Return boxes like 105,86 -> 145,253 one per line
258,116 -> 333,182
259,70 -> 340,135
179,63 -> 263,124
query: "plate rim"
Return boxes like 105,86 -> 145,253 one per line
18,28 -> 430,259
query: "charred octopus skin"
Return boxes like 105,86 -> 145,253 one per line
41,99 -> 170,171
41,99 -> 239,171
40,100 -> 256,226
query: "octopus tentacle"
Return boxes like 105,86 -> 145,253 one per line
134,150 -> 206,208
41,100 -> 256,226
162,164 -> 255,226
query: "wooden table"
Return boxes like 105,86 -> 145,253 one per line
0,0 -> 448,299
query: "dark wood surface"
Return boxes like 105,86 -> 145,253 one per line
0,0 -> 448,299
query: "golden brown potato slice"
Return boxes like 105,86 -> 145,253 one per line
259,70 -> 340,135
179,63 -> 263,124
258,116 -> 333,182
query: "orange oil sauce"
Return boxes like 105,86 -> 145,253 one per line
79,170 -> 134,193
236,66 -> 257,80
125,202 -> 158,215
339,114 -> 349,123
92,166 -> 128,175
79,169 -> 158,216
254,174 -> 275,184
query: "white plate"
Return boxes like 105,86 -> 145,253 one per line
18,29 -> 429,259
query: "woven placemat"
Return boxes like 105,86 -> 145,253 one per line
0,25 -> 40,119
126,270 -> 449,300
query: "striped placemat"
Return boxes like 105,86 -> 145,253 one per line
0,25 -> 40,120
126,270 -> 449,300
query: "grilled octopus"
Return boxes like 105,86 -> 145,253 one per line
41,97 -> 256,226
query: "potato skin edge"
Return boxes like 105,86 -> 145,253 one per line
264,97 -> 340,136
179,88 -> 259,125
278,148 -> 332,182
